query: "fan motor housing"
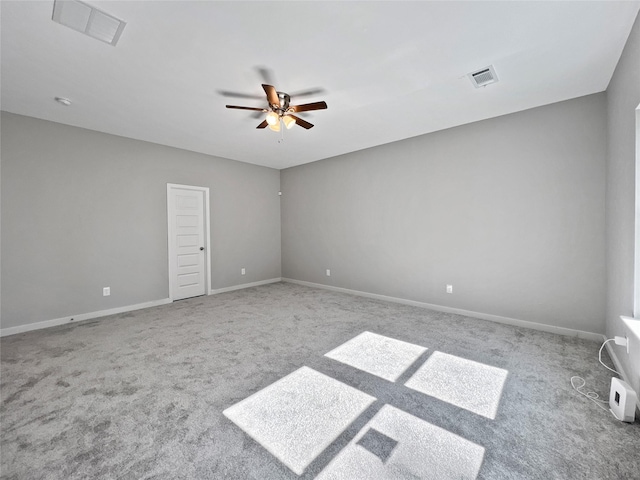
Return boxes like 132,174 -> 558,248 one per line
275,92 -> 290,112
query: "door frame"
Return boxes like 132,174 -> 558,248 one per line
167,183 -> 212,301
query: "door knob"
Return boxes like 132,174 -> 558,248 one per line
200,247 -> 204,251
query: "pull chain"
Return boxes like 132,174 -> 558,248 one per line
278,118 -> 285,143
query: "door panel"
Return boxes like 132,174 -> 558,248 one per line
168,186 -> 207,300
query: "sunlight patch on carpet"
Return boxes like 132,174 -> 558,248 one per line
324,331 -> 427,382
223,366 -> 375,475
405,351 -> 508,419
316,404 -> 485,479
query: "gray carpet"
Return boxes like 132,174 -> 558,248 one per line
1,282 -> 638,479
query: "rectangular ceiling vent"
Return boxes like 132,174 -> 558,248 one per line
468,65 -> 498,88
52,0 -> 126,46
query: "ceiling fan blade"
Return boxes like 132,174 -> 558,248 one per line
218,90 -> 264,100
256,120 -> 268,129
289,87 -> 325,98
288,114 -> 314,129
226,105 -> 267,112
262,84 -> 279,107
289,101 -> 328,113
256,67 -> 276,86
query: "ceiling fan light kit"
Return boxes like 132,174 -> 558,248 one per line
226,84 -> 327,132
266,111 -> 279,126
268,121 -> 280,132
282,115 -> 296,130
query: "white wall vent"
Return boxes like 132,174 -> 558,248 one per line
468,65 -> 499,88
52,0 -> 126,46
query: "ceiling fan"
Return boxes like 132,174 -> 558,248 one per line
226,84 -> 327,131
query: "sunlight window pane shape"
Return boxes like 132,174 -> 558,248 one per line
223,366 -> 375,475
325,331 -> 427,382
317,404 -> 485,479
405,351 -> 508,419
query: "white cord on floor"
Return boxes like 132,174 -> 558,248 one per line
598,338 -> 621,375
570,376 -> 610,412
570,337 -> 621,419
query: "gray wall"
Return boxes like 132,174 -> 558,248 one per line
282,93 -> 607,334
1,112 -> 281,330
606,12 -> 640,394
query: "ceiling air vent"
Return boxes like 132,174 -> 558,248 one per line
468,65 -> 498,88
52,0 -> 126,46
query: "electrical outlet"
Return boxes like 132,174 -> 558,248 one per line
241,268 -> 246,275
103,287 -> 110,296
615,335 -> 630,355
446,284 -> 453,294
326,269 -> 331,277
613,333 -> 629,355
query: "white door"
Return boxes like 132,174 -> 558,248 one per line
167,184 -> 209,300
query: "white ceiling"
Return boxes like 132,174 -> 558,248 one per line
2,1 -> 639,170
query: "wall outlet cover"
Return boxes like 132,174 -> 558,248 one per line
609,377 -> 636,422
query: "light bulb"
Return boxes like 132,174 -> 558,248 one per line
268,120 -> 281,132
266,111 -> 279,126
283,115 -> 296,130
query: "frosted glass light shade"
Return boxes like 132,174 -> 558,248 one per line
283,115 -> 296,129
268,120 -> 281,132
266,111 -> 279,126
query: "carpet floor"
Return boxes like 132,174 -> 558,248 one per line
1,282 -> 638,479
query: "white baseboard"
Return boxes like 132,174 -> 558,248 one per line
1,278 -> 283,337
604,340 -> 640,411
282,278 -> 603,342
209,277 -> 282,295
605,338 -> 629,384
0,298 -> 173,337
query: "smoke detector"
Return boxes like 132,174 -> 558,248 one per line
52,0 -> 126,46
468,65 -> 499,88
